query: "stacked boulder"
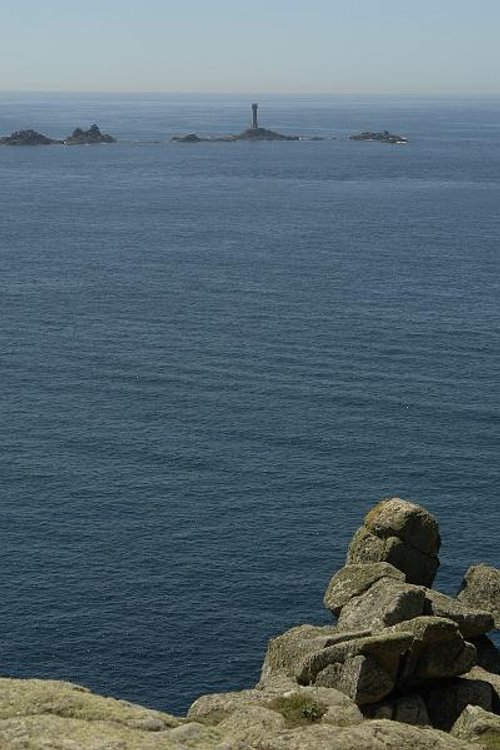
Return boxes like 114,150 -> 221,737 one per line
253,498 -> 500,745
2,497 -> 497,750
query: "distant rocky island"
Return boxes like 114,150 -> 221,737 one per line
64,124 -> 116,145
172,106 -> 408,145
0,108 -> 409,148
172,103 -> 302,143
0,129 -> 62,146
349,129 -> 408,144
0,124 -> 116,146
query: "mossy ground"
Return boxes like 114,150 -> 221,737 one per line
269,694 -> 327,727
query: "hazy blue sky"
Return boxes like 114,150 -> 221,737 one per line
1,0 -> 499,94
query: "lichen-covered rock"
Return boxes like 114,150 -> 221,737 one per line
188,688 -> 269,724
297,631 -> 413,686
387,616 -> 477,685
258,624 -> 368,687
332,654 -> 395,705
347,498 -> 440,586
0,677 -> 230,750
250,719 -> 474,749
0,677 -> 179,728
364,498 -> 441,555
424,588 -> 494,637
188,684 -> 363,731
458,564 -> 500,629
451,704 -> 500,743
336,577 -> 426,632
323,562 -> 405,616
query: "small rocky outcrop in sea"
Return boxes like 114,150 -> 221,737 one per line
64,124 -> 116,145
349,129 -> 408,144
235,127 -> 299,141
0,129 -> 62,146
171,133 -> 204,143
172,127 -> 300,143
0,497 -> 498,749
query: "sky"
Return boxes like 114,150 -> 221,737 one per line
1,0 -> 499,94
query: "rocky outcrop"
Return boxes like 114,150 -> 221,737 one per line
0,129 -> 62,145
349,129 -> 408,144
64,124 -> 116,145
236,127 -> 299,141
346,497 -> 441,586
1,496 -> 498,749
458,564 -> 500,628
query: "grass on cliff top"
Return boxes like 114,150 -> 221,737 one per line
269,694 -> 327,727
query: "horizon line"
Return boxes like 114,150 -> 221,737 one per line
1,89 -> 500,98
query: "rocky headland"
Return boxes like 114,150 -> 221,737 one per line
1,497 -> 498,749
349,130 -> 408,144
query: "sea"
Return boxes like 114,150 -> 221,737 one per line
0,92 -> 499,715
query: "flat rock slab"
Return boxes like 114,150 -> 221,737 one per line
323,562 -> 405,615
424,588 -> 494,637
336,577 -> 426,632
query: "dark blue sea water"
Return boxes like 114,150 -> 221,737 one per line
0,93 -> 499,714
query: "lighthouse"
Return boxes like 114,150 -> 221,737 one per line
251,103 -> 258,129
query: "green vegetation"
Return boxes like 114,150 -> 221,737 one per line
269,693 -> 327,727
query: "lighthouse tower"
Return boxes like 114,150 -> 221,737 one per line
251,103 -> 259,129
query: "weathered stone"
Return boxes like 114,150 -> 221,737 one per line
458,564 -> 500,629
424,588 -> 494,637
336,577 -> 426,632
414,638 -> 476,681
0,678 -> 232,750
424,675 -> 494,730
313,662 -> 343,688
0,677 -> 179,728
258,623 -> 339,686
297,631 -> 413,685
251,719 -> 474,750
188,688 -> 269,724
334,654 -> 395,705
217,705 -> 286,744
364,498 -> 441,555
451,704 -> 500,743
323,562 -> 405,615
388,616 -> 477,685
347,498 -> 441,586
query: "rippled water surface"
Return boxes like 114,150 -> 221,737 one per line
0,93 -> 499,712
